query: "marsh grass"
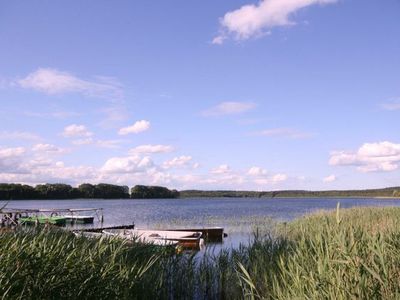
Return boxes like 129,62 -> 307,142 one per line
2,206 -> 400,299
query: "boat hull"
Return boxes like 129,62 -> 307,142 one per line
64,216 -> 94,224
19,216 -> 66,226
103,229 -> 203,249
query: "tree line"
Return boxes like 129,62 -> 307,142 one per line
1,183 -> 399,200
0,183 -> 179,200
179,187 -> 400,198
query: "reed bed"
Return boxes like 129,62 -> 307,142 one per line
2,205 -> 400,299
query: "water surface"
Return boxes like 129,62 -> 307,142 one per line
4,197 -> 400,248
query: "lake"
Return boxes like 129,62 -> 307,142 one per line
4,197 -> 400,249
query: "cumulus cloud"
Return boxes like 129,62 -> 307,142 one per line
254,127 -> 313,139
323,174 -> 336,183
0,145 -> 296,189
118,120 -> 151,135
101,155 -> 153,174
62,124 -> 93,138
246,165 -> 287,185
0,147 -> 28,173
214,0 -> 337,43
18,68 -> 123,100
329,141 -> 400,172
254,173 -> 288,185
0,147 -> 26,159
129,144 -> 174,155
211,164 -> 231,174
0,145 -> 98,185
202,102 -> 256,117
247,166 -> 267,176
163,156 -> 195,169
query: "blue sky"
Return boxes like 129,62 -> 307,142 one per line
0,0 -> 399,190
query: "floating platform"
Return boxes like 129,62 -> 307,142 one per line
75,224 -> 136,233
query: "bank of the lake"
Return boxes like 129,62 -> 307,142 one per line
2,206 -> 400,299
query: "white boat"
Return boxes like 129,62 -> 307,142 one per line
103,229 -> 203,248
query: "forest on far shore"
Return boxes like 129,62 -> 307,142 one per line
0,183 -> 399,200
0,183 -> 179,200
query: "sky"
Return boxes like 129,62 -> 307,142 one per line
0,0 -> 399,191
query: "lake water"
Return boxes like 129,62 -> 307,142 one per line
4,197 -> 400,249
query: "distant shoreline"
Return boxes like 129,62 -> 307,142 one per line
2,196 -> 400,201
1,183 -> 400,200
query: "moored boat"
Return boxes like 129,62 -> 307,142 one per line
63,215 -> 95,224
19,216 -> 67,226
103,229 -> 203,249
165,227 -> 226,241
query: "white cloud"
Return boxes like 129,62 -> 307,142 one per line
163,156 -> 194,169
130,144 -> 174,155
247,166 -> 267,176
329,141 -> 400,172
211,36 -> 225,45
0,147 -> 28,173
55,161 -> 65,168
254,173 -> 288,185
0,147 -> 26,159
0,145 -> 297,189
101,155 -> 154,174
255,127 -> 313,139
211,164 -> 231,174
18,68 -> 123,100
323,174 -> 336,183
62,124 -> 93,138
0,145 -> 98,185
246,165 -> 287,185
272,173 -> 288,183
118,120 -> 151,135
214,0 -> 337,43
202,102 -> 256,117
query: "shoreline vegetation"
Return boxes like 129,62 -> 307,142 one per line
2,206 -> 400,298
1,182 -> 400,200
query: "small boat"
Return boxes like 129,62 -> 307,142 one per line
19,216 -> 67,226
165,227 -> 226,241
103,229 -> 203,249
63,215 -> 95,224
